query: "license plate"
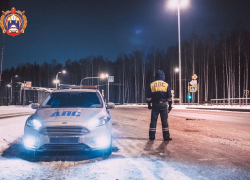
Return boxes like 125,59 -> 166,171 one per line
50,137 -> 78,144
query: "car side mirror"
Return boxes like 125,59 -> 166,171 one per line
106,102 -> 115,109
31,103 -> 40,109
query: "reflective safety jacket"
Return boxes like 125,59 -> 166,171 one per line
147,70 -> 172,103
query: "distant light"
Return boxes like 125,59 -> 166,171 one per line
7,84 -> 11,87
175,68 -> 179,72
15,75 -> 18,78
187,95 -> 192,99
53,79 -> 60,84
168,0 -> 189,9
180,0 -> 189,8
62,70 -> 66,74
100,73 -> 109,79
168,0 -> 179,9
100,74 -> 105,79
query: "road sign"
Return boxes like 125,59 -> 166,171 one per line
108,76 -> 114,82
190,86 -> 197,93
190,80 -> 197,86
192,74 -> 198,80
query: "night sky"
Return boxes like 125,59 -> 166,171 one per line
2,0 -> 250,69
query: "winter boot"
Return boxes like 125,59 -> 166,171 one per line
149,130 -> 155,140
164,137 -> 172,141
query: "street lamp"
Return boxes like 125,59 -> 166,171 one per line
174,68 -> 179,99
54,70 -> 66,89
6,84 -> 11,105
80,73 -> 111,102
100,73 -> 110,103
10,75 -> 18,105
169,0 -> 189,105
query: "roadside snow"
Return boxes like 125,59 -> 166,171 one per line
0,105 -> 35,115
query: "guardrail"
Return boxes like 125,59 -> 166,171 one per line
210,98 -> 250,106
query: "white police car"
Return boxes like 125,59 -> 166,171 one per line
8,25 -> 18,34
23,88 -> 114,158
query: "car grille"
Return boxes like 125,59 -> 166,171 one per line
39,126 -> 90,136
38,144 -> 91,151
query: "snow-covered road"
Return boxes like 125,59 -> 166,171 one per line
0,106 -> 250,180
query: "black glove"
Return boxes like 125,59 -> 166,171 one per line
148,103 -> 152,110
168,101 -> 172,112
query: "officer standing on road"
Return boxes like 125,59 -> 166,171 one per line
147,70 -> 172,141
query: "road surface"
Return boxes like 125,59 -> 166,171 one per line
0,106 -> 249,180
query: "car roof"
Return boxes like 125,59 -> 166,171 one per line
53,89 -> 99,93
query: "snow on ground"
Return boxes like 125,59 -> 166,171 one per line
0,105 -> 35,115
0,105 -> 249,179
116,104 -> 250,111
1,104 -> 250,113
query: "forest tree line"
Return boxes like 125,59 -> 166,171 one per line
0,25 -> 250,104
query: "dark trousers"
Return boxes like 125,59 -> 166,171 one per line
149,103 -> 170,139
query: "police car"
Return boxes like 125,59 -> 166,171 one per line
23,87 -> 114,158
8,25 -> 18,34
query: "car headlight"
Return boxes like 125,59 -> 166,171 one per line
88,116 -> 107,128
26,119 -> 42,130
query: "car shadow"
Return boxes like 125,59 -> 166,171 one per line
2,137 -> 120,162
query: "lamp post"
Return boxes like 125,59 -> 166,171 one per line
174,68 -> 179,100
54,70 -> 66,89
10,75 -> 18,105
6,84 -> 11,105
169,0 -> 189,105
80,73 -> 110,102
80,76 -> 103,86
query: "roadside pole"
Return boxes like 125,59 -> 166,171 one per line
198,83 -> 199,105
23,81 -> 25,106
108,79 -> 109,103
247,92 -> 248,106
188,83 -> 190,106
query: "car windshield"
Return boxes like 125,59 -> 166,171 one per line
42,92 -> 103,108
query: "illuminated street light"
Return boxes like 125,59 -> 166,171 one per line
174,68 -> 179,72
168,0 -> 189,9
100,73 -> 109,79
6,83 -> 11,105
168,0 -> 189,105
80,73 -> 112,103
53,79 -> 60,84
55,70 -> 66,89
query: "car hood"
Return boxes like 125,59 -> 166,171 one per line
32,107 -> 106,126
